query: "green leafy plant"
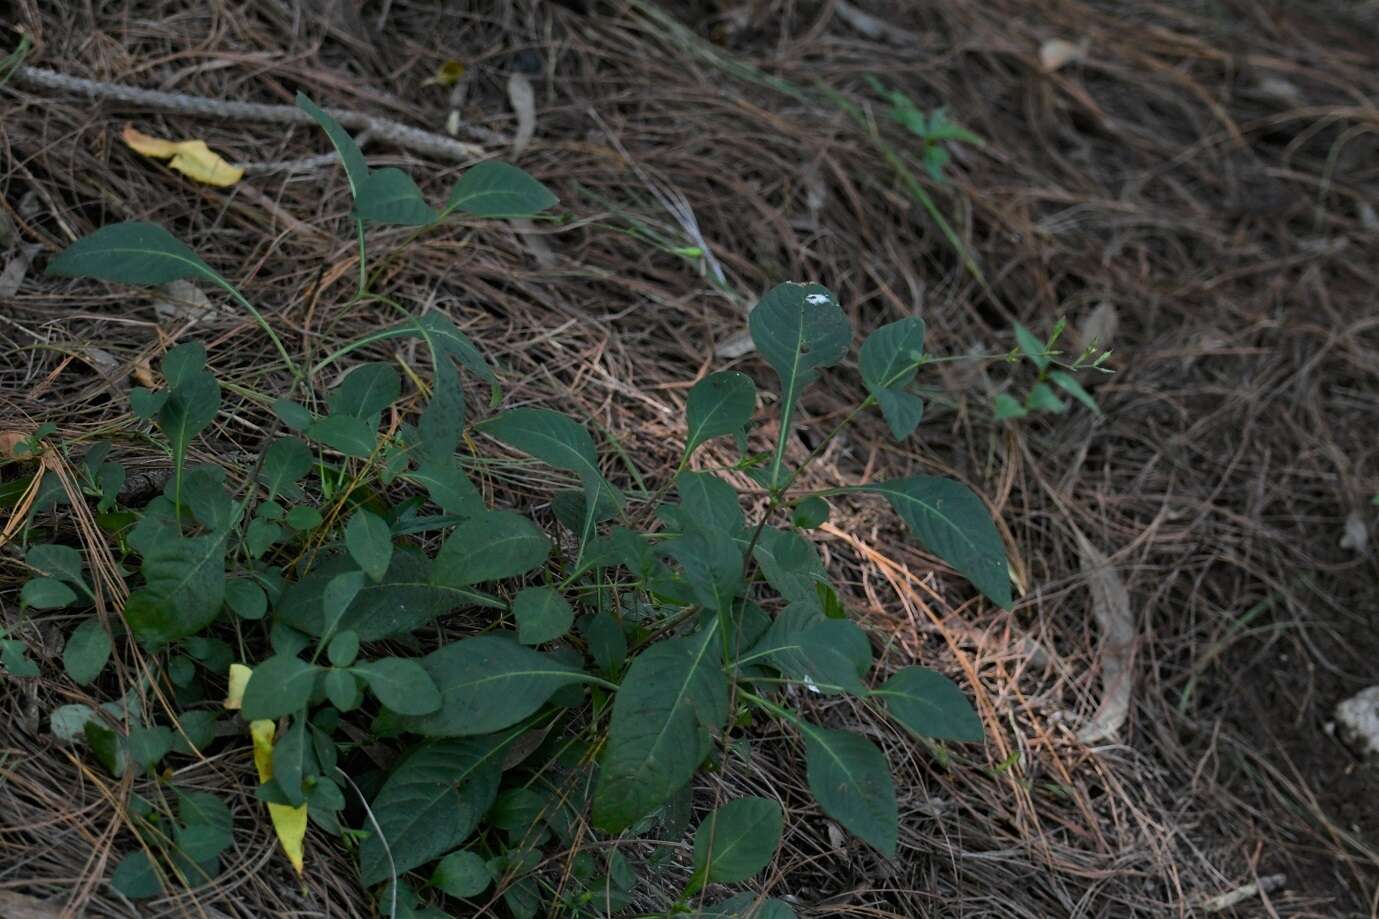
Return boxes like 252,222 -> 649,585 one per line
14,92 -> 1015,917
993,319 -> 1111,421
866,76 -> 984,182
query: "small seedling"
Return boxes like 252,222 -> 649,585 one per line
994,318 -> 1111,421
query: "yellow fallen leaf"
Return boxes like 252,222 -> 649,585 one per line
425,59 -> 466,87
121,125 -> 244,187
224,663 -> 252,710
250,719 -> 308,875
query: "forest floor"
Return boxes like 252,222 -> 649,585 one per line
2,1 -> 1378,917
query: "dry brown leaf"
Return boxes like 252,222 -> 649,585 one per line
1074,528 -> 1134,744
131,357 -> 157,389
152,279 -> 217,323
122,124 -> 244,187
1039,38 -> 1089,73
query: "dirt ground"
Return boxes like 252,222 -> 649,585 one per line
3,1 -> 1378,917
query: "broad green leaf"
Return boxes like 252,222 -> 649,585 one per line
1049,369 -> 1101,415
513,586 -> 573,645
159,373 -> 221,475
111,850 -> 162,898
63,617 -> 111,685
417,358 -> 464,464
272,715 -> 311,806
21,576 -> 76,609
240,655 -> 319,721
594,623 -> 728,832
285,505 -> 323,531
1025,381 -> 1066,414
746,283 -> 851,487
801,723 -> 897,857
352,658 -> 442,715
127,725 -> 174,772
444,161 -> 557,218
688,797 -> 782,892
327,630 -> 360,668
178,789 -> 233,840
431,849 -> 491,898
225,578 -> 268,620
260,437 -> 312,499
324,668 -> 362,711
398,635 -> 584,736
748,528 -> 828,606
685,371 -> 756,457
346,509 -> 393,582
702,894 -> 797,918
171,710 -> 217,754
662,531 -> 743,612
177,465 -> 233,531
432,509 -> 550,588
581,610 -> 627,676
873,388 -> 924,440
672,471 -> 745,536
358,730 -> 520,885
870,666 -> 983,742
296,92 -> 369,197
413,313 -> 499,389
246,519 -> 282,558
27,543 -> 88,589
162,342 -> 205,388
329,362 -> 401,420
745,604 -> 868,695
853,477 -> 1011,609
480,407 -> 622,507
859,317 -> 926,394
47,222 -> 213,286
1013,322 -> 1048,369
130,387 -> 167,419
133,528 -> 231,644
307,413 -> 377,458
272,398 -> 314,431
321,569 -> 366,639
406,460 -> 485,517
792,496 -> 829,529
355,167 -> 437,226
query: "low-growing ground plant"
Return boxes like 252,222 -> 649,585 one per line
9,94 -> 1017,918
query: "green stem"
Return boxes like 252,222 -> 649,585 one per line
354,219 -> 367,297
211,277 -> 302,382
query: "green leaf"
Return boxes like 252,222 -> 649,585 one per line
1013,322 -> 1048,369
749,528 -> 828,606
307,414 -> 377,458
406,460 -> 485,517
873,388 -> 924,440
47,221 -> 214,286
355,167 -> 437,226
27,543 -> 88,589
158,373 -> 221,476
63,617 -> 111,685
272,398 -> 314,431
747,283 -> 851,487
177,465 -> 233,531
260,437 -> 312,499
513,586 -> 573,645
853,477 -> 1011,609
171,710 -> 217,754
110,850 -> 162,898
245,519 -> 282,558
480,407 -> 623,510
327,630 -> 360,668
417,359 -> 464,464
130,387 -> 167,419
272,715 -> 311,806
346,509 -> 394,582
792,496 -> 829,529
162,342 -> 206,387
432,509 -> 550,588
671,471 -> 746,536
127,725 -> 174,772
240,655 -> 319,721
859,317 -> 927,439
132,528 -> 231,644
324,668 -> 362,711
359,731 -> 519,886
1024,381 -> 1066,414
992,393 -> 1028,421
225,578 -> 268,620
801,723 -> 897,857
444,161 -> 557,218
296,92 -> 369,197
352,658 -> 442,716
593,623 -> 728,833
662,531 -> 743,612
688,796 -> 782,893
581,611 -> 627,676
329,362 -> 401,420
1049,370 -> 1101,415
431,849 -> 491,898
285,505 -> 324,531
702,893 -> 797,918
321,569 -> 366,639
870,666 -> 983,742
399,636 -> 584,736
745,603 -> 869,695
21,576 -> 76,609
685,371 -> 756,457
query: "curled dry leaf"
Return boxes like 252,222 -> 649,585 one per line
1039,38 -> 1089,73
122,125 -> 244,187
1074,528 -> 1134,744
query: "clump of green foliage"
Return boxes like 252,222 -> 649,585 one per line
11,94 -> 1015,918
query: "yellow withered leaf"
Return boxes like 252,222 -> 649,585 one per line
121,125 -> 244,187
249,719 -> 308,875
224,663 -> 252,710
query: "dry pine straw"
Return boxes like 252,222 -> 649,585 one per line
3,0 -> 1379,916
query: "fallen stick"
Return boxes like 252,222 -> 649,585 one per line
10,65 -> 495,161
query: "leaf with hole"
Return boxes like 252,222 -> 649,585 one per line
352,658 -> 441,716
444,161 -> 557,218
684,371 -> 756,457
432,509 -> 550,588
688,796 -> 782,893
513,586 -> 573,645
240,655 -> 319,721
870,666 -> 983,742
801,723 -> 897,857
851,477 -> 1010,609
355,167 -> 437,226
47,221 -> 215,286
346,509 -> 393,582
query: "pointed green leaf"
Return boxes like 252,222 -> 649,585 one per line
240,655 -> 319,721
685,371 -> 756,457
801,724 -> 897,857
594,623 -> 728,832
329,362 -> 401,420
158,373 -> 221,473
355,167 -> 437,225
417,358 -> 464,464
352,657 -> 441,716
406,459 -> 485,517
581,610 -> 627,676
47,222 -> 214,286
513,586 -> 573,645
132,528 -> 231,644
1049,370 -> 1101,415
307,413 -> 377,458
748,528 -> 828,606
399,635 -> 584,736
1013,322 -> 1048,369
688,796 -> 782,892
272,398 -> 314,431
745,604 -> 870,695
63,617 -> 111,685
272,715 -> 311,806
992,393 -> 1027,421
444,161 -> 557,218
433,509 -> 550,588
870,666 -> 983,742
853,477 -> 1011,609
26,543 -> 88,589
480,407 -> 622,510
859,317 -> 926,392
346,509 -> 393,582
1025,381 -> 1067,414
873,388 -> 924,440
296,92 -> 369,197
260,437 -> 312,499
